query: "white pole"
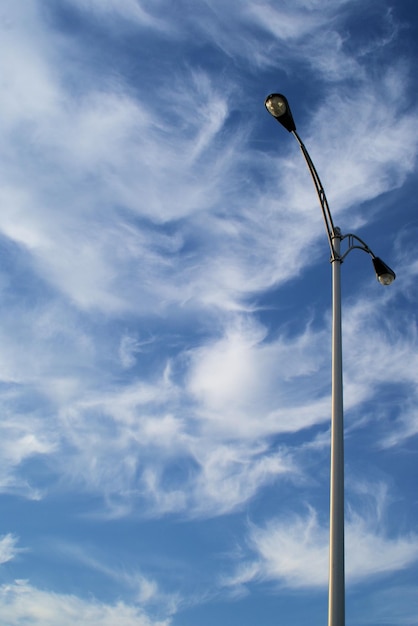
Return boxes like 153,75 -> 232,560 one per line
328,228 -> 345,626
265,95 -> 394,626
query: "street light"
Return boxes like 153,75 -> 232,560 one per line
264,93 -> 396,626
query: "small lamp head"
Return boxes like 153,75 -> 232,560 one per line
372,257 -> 396,286
264,93 -> 296,132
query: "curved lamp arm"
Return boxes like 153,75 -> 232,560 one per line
292,130 -> 336,259
264,92 -> 396,285
264,92 -> 337,259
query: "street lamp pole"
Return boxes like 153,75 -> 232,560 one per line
264,93 -> 396,626
329,228 -> 345,626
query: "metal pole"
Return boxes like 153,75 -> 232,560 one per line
289,133 -> 346,624
265,94 -> 394,626
328,228 -> 345,626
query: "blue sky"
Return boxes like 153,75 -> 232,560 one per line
0,0 -> 417,624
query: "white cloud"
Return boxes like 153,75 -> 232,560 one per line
0,3 -> 59,127
0,271 -> 416,517
0,581 -> 171,626
188,442 -> 295,517
119,334 -> 154,369
0,534 -> 176,626
1,0 -> 416,319
66,0 -> 170,32
226,494 -> 418,590
48,365 -> 296,517
185,0 -> 394,81
340,290 -> 418,445
186,314 -> 329,438
0,535 -> 20,565
346,514 -> 418,580
306,73 -> 418,215
0,247 -> 416,516
0,393 -> 57,498
51,541 -> 179,611
247,3 -> 327,42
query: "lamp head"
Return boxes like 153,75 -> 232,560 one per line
372,257 -> 396,285
264,93 -> 296,132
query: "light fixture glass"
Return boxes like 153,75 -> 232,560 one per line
264,93 -> 296,132
265,95 -> 287,118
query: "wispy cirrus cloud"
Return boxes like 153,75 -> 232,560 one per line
1,0 -> 416,320
0,533 -> 177,626
50,540 -> 180,612
224,485 -> 418,591
0,535 -> 21,565
65,0 -> 171,32
0,530 -> 172,626
178,0 -> 400,81
0,273 -> 416,518
0,581 -> 171,626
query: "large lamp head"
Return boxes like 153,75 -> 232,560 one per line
264,93 -> 296,132
372,257 -> 396,285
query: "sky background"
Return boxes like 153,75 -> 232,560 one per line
0,1 -> 417,625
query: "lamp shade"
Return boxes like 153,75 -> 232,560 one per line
372,257 -> 396,285
264,93 -> 296,132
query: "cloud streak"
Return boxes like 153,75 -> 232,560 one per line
225,488 -> 418,591
0,581 -> 171,626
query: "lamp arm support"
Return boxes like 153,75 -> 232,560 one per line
339,233 -> 376,263
292,130 -> 337,259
